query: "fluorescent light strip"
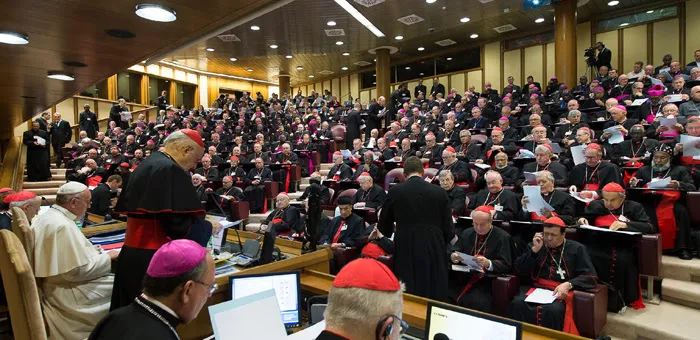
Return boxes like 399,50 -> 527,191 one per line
158,61 -> 278,85
333,0 -> 385,37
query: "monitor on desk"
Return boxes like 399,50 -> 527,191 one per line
425,302 -> 522,340
229,271 -> 301,328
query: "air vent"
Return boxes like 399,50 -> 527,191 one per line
435,39 -> 457,46
319,70 -> 334,75
63,61 -> 87,67
354,0 -> 385,8
493,24 -> 517,33
312,53 -> 328,57
104,29 -> 135,39
325,29 -> 346,37
217,34 -> 241,42
354,61 -> 372,66
397,14 -> 424,25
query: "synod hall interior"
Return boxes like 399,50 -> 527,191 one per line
3,0 -> 700,339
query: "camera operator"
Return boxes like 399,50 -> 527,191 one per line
595,41 -> 612,70
89,175 -> 122,216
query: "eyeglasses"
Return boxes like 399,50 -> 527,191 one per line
193,280 -> 218,296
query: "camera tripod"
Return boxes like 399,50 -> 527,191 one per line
585,61 -> 600,81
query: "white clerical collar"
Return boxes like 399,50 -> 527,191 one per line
141,294 -> 179,320
51,204 -> 77,221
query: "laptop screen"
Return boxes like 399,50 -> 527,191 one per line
229,271 -> 301,328
425,302 -> 522,340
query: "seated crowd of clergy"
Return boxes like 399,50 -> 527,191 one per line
5,49 -> 700,338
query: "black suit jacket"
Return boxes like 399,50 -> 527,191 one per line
596,48 -> 612,69
353,184 -> 387,209
51,120 -> 72,145
321,214 -> 365,247
89,183 -> 114,216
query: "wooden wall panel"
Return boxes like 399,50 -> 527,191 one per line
686,0 -> 700,63
370,89 -> 377,101
524,46 -> 544,86
331,78 -> 340,97
322,80 -> 331,94
622,25 -> 647,74
438,76 -> 449,96
467,70 -> 483,93
360,90 -> 370,106
340,76 -> 349,100
577,22 -> 592,79
595,30 -> 619,69
484,42 -> 502,91
56,99 -> 76,126
449,73 -> 465,97
546,43 -> 556,81
97,102 -> 112,121
350,74 -> 360,101
653,19 -> 680,66
503,50 -> 522,87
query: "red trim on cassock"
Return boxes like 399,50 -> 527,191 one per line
642,184 -> 680,249
123,217 -> 170,250
533,278 -> 580,336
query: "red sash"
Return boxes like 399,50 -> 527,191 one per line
680,155 -> 699,166
531,278 -> 579,336
622,162 -> 643,185
332,221 -> 345,244
643,184 -> 680,249
123,217 -> 170,250
282,164 -> 291,192
87,176 -> 103,188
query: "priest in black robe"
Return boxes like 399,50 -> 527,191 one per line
436,147 -> 473,184
263,193 -> 301,236
449,206 -> 513,313
578,182 -> 654,312
612,125 -> 658,183
23,121 -> 52,182
569,143 -> 622,201
378,157 -> 455,301
89,239 -> 215,340
352,154 -> 382,183
327,152 -> 354,181
520,145 -> 569,187
509,217 -> 597,336
439,171 -> 467,216
111,129 -> 212,311
221,156 -> 246,183
244,157 -> 273,213
481,127 -> 518,160
468,171 -> 520,221
475,151 -> 519,191
353,173 -> 386,209
629,143 -> 695,259
455,130 -> 483,163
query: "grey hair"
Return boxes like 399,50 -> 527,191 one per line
9,197 -> 38,209
164,130 -> 196,147
324,286 -> 404,336
536,170 -> 555,182
438,170 -> 454,181
568,110 -> 581,117
460,129 -> 472,136
535,145 -> 553,155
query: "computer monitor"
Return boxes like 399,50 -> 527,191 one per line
425,302 -> 522,340
229,271 -> 301,328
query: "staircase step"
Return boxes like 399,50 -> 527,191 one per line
662,279 -> 700,309
247,211 -> 272,225
26,187 -> 59,196
42,195 -> 56,205
287,192 -> 303,199
301,177 -> 310,185
24,168 -> 66,175
319,163 -> 333,171
22,180 -> 66,189
603,301 -> 700,340
320,170 -> 329,176
661,256 -> 700,283
299,184 -> 310,191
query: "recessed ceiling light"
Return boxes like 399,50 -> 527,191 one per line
460,17 -> 470,23
47,71 -> 74,81
309,75 -> 315,78
405,67 -> 411,70
417,47 -> 425,51
426,0 -> 437,3
250,25 -> 260,31
607,0 -> 619,6
342,52 -> 350,56
535,18 -> 545,23
334,0 -> 385,37
395,35 -> 404,40
270,44 -> 278,49
470,33 -> 479,39
373,82 -> 376,85
619,22 -> 629,26
297,66 -> 303,70
446,57 -> 453,60
286,55 -> 293,59
646,10 -> 654,13
230,57 -> 237,61
336,41 -> 344,45
0,31 -> 29,45
373,74 -> 376,77
419,72 -> 424,76
341,66 -> 348,70
373,59 -> 376,62
247,68 -> 253,72
206,47 -> 215,51
135,4 -> 177,22
327,21 -> 337,26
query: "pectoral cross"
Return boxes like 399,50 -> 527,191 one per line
556,267 -> 567,280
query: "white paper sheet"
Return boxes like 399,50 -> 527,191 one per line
667,94 -> 683,103
522,186 -> 554,215
209,289 -> 287,340
631,98 -> 648,106
453,252 -> 485,273
34,136 -> 46,146
287,321 -> 326,340
474,163 -> 491,170
548,143 -> 562,154
579,224 -> 642,236
524,288 -> 557,304
603,126 -> 624,144
119,111 -> 132,122
570,191 -> 594,203
340,149 -> 353,159
570,145 -> 586,165
523,172 -> 538,184
680,134 -> 700,157
519,149 -> 536,159
647,176 -> 672,189
660,117 -> 677,129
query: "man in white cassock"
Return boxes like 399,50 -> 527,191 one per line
33,181 -> 119,340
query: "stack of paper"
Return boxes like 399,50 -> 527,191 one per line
680,135 -> 700,157
648,177 -> 671,189
579,224 -> 642,236
570,145 -> 586,165
522,186 -> 554,215
519,149 -> 536,159
603,126 -> 624,144
451,251 -> 485,273
525,288 -> 557,304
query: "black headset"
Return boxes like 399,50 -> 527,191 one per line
375,315 -> 396,339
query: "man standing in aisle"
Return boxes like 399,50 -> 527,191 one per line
79,104 -> 99,139
51,112 -> 72,168
23,121 -> 52,182
378,156 -> 455,301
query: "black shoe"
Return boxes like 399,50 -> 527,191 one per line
679,250 -> 693,260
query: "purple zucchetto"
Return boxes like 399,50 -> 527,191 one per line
146,239 -> 207,278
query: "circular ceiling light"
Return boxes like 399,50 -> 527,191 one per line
230,57 -> 237,61
460,17 -> 470,23
247,68 -> 253,72
206,47 -> 215,51
470,33 -> 479,39
405,67 -> 411,70
342,52 -> 350,56
135,4 -> 177,22
607,0 -> 619,6
646,10 -> 654,13
296,66 -> 303,70
270,44 -> 278,49
0,31 -> 29,45
417,47 -> 425,51
535,18 -> 545,23
395,35 -> 404,40
309,75 -> 315,78
336,41 -> 344,45
619,22 -> 629,26
327,21 -> 336,26
47,71 -> 75,81
426,0 -> 437,3
250,25 -> 260,31
446,57 -> 453,60
285,55 -> 293,59
341,66 -> 348,70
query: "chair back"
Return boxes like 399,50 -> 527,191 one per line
384,168 -> 406,191
10,207 -> 34,270
423,168 -> 439,180
0,230 -> 47,340
471,134 -> 488,144
331,125 -> 346,142
687,192 -> 700,225
335,189 -> 358,204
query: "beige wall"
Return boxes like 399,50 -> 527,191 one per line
503,49 -> 522,86
622,25 -> 647,74
577,22 -> 592,79
546,43 -> 556,81
653,19 -> 680,65
686,0 -> 700,63
467,70 -> 483,93
524,46 -> 544,86
450,73 -> 465,96
484,42 -> 501,92
350,74 -> 359,101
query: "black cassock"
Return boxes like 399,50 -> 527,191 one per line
449,227 -> 513,313
569,161 -> 621,215
352,184 -> 386,209
445,186 -> 467,216
468,189 -> 520,221
244,167 -> 273,214
23,129 -> 51,181
513,190 -> 576,255
436,160 -> 473,183
111,151 -> 211,310
264,206 -> 301,235
509,240 -> 597,332
476,166 -> 519,191
320,213 -> 364,247
521,161 -> 569,187
580,199 -> 654,312
379,176 -> 455,301
89,296 -> 179,340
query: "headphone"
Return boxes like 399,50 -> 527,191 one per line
375,315 -> 395,339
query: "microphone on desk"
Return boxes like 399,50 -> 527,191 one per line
434,333 -> 450,340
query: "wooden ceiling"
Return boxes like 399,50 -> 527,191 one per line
0,0 -> 278,137
168,0 -> 652,86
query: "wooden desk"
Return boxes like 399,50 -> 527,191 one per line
177,248 -> 333,340
232,229 -> 303,256
80,221 -> 126,237
300,270 -> 586,340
